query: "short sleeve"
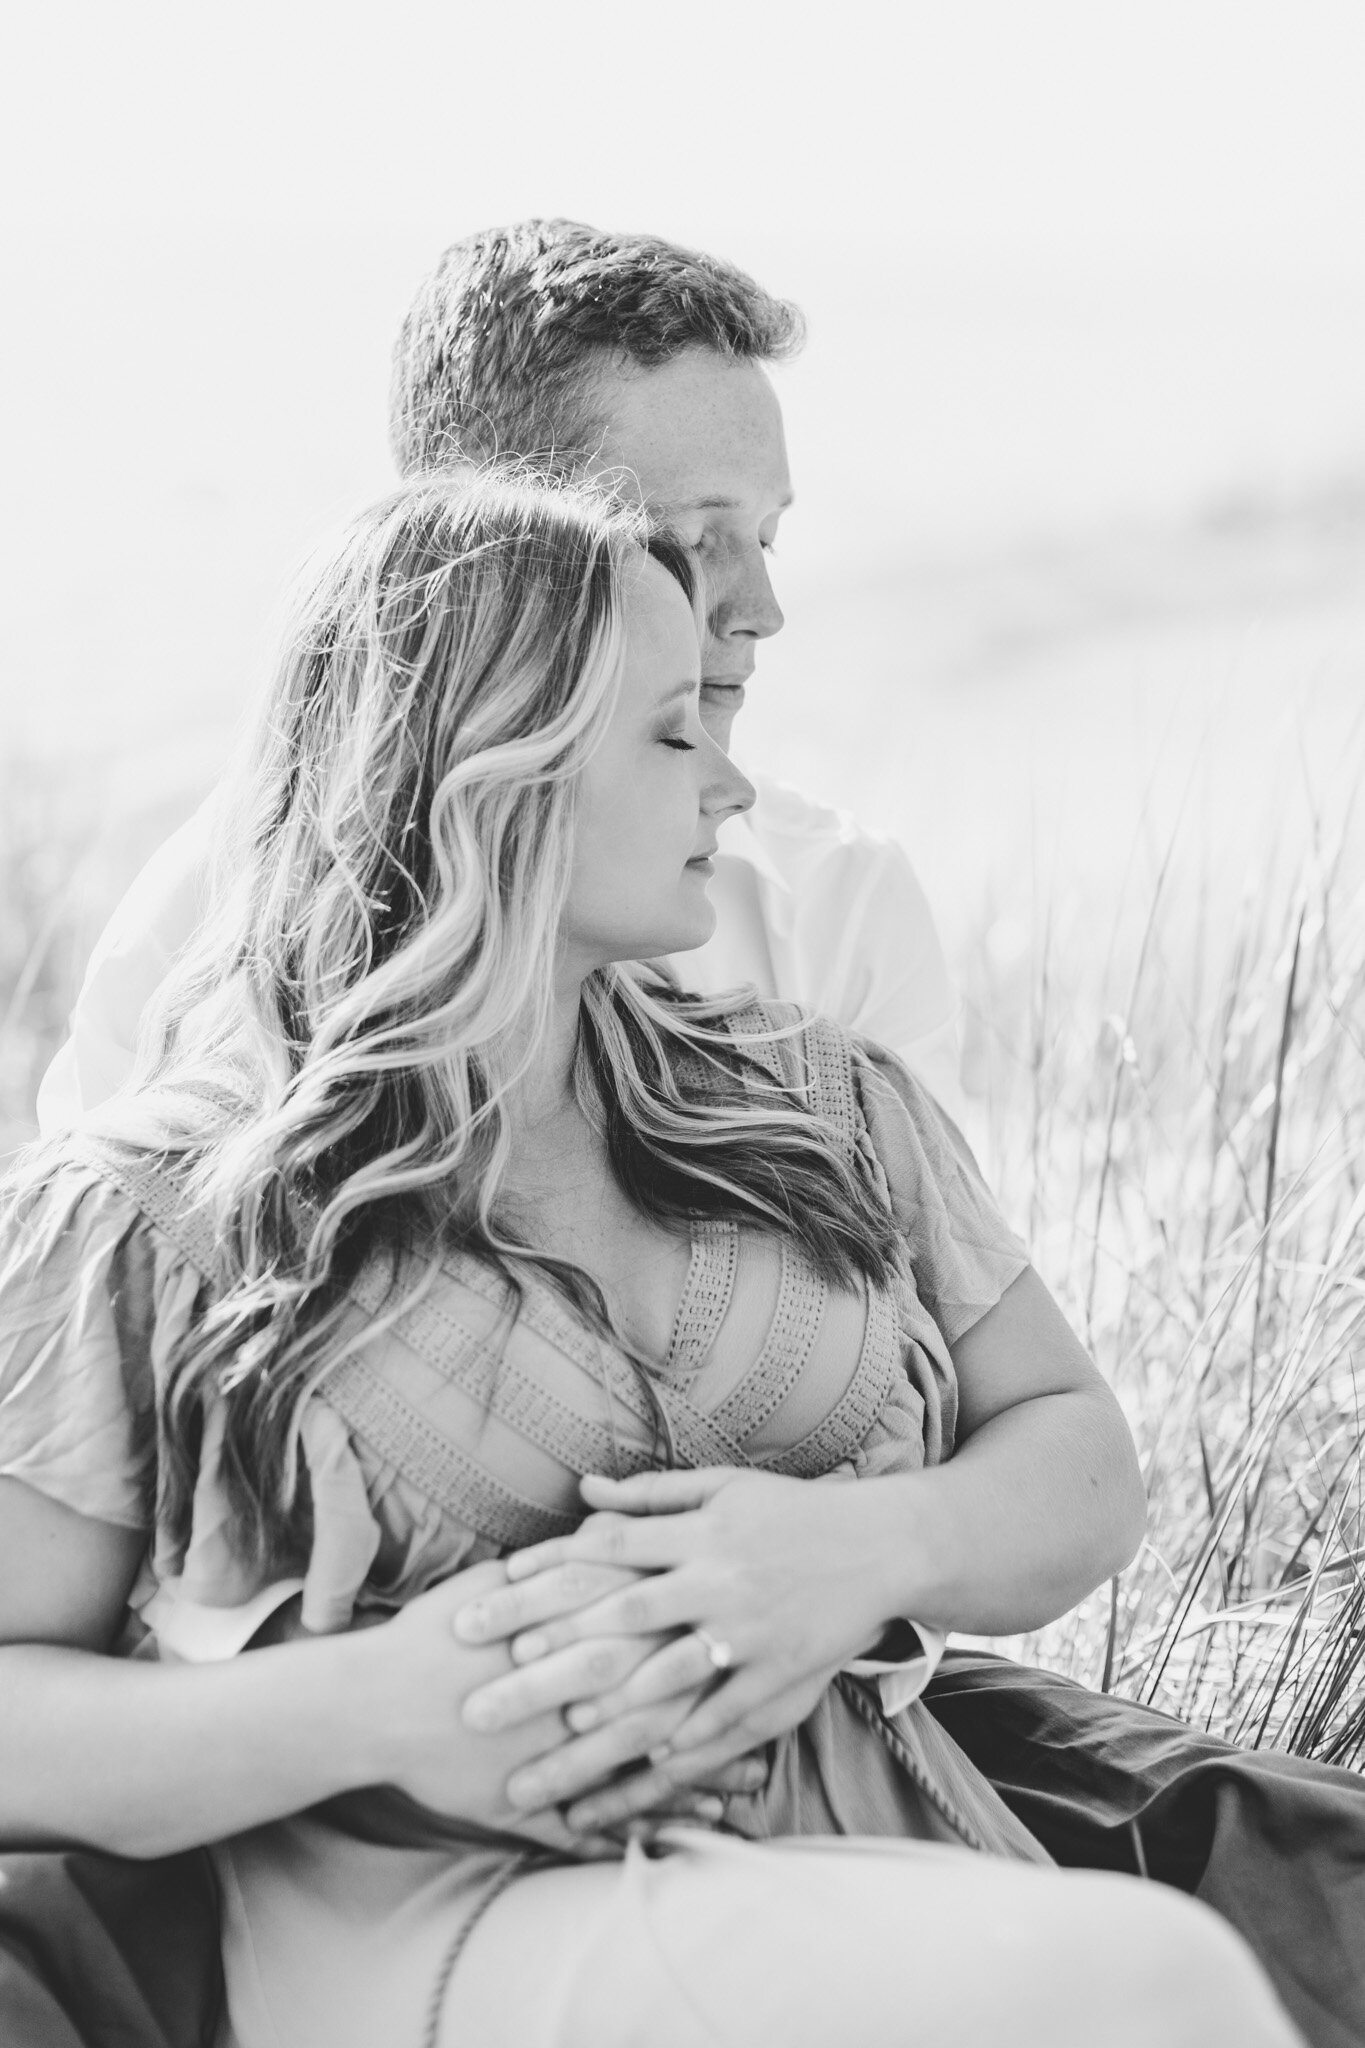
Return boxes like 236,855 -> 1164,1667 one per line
852,1039 -> 1029,1346
0,1160 -> 203,1528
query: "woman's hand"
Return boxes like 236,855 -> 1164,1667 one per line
453,1466 -> 899,1821
353,1557 -> 754,1849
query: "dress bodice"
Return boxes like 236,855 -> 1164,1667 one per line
0,1007 -> 1028,1646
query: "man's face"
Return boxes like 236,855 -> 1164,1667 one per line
591,348 -> 793,751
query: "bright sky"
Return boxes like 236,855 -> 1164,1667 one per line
3,0 -> 1364,851
5,0 -> 1364,268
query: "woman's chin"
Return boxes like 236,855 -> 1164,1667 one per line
635,906 -> 717,964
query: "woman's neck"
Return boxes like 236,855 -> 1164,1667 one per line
504,965 -> 590,1135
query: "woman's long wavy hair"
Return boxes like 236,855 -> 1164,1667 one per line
99,470 -> 899,1569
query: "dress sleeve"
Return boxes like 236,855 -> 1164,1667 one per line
852,1039 -> 1029,1346
0,1160 -> 203,1528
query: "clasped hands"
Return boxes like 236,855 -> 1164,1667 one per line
449,1464 -> 899,1839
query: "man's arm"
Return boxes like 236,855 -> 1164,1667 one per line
36,808 -> 213,1135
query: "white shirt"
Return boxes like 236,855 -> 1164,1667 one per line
36,773 -> 964,1135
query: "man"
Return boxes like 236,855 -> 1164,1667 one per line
37,220 -> 964,1137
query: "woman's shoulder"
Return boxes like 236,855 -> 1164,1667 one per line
0,1140 -> 209,1531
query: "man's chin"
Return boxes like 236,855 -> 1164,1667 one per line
698,690 -> 745,750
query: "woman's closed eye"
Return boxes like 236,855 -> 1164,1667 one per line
660,734 -> 697,753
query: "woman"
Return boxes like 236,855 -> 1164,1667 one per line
0,473 -> 1298,2047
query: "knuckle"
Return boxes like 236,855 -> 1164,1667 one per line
616,1588 -> 650,1631
585,1643 -> 622,1685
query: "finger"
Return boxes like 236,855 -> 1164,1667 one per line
462,1634 -> 666,1733
659,1665 -> 820,1761
453,1561 -> 644,1645
504,1689 -> 705,1811
509,1576 -> 703,1665
517,1811 -> 626,1862
569,1687 -> 812,1829
562,1726 -> 781,1836
635,1790 -> 727,1827
573,1750 -> 770,1832
561,1630 -> 720,1733
504,1511 -> 693,1582
570,1771 -> 733,1836
685,1752 -> 773,1798
579,1467 -> 737,1515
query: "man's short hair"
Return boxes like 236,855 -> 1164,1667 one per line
389,219 -> 804,476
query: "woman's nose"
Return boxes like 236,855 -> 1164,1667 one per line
702,742 -> 756,821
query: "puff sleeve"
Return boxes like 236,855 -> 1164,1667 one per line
0,1160 -> 202,1529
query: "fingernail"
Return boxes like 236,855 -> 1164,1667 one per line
453,1605 -> 487,1641
571,1804 -> 604,1831
648,1742 -> 671,1764
512,1632 -> 548,1664
462,1697 -> 501,1733
694,1796 -> 724,1822
566,1701 -> 599,1732
743,1760 -> 767,1786
508,1772 -> 546,1809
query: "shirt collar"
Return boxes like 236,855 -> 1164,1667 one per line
716,775 -> 790,896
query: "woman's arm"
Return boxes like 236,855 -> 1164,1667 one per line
0,1477 -> 641,1859
449,1266 -> 1145,1824
880,1262 -> 1146,1630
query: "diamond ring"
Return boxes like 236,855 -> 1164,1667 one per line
694,1626 -> 735,1671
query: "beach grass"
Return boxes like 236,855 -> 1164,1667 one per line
965,827 -> 1365,1763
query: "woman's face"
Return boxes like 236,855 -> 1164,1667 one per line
561,556 -> 754,976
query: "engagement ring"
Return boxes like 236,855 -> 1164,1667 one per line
694,1627 -> 734,1671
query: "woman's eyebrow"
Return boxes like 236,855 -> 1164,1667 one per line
656,679 -> 700,708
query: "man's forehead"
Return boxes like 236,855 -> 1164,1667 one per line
591,351 -> 792,504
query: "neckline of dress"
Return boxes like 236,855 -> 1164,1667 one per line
665,1218 -> 740,1383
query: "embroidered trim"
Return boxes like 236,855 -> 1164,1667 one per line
802,1013 -> 861,1161
768,1281 -> 900,1479
833,1674 -> 987,1854
323,1355 -> 576,1549
71,1139 -> 220,1280
666,1220 -> 738,1383
713,1237 -> 827,1440
347,1260 -> 625,1477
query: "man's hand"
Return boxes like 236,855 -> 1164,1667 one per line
455,1466 -> 896,1823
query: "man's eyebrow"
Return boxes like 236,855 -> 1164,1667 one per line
673,491 -> 796,513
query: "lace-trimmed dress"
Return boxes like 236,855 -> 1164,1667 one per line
0,1008 -> 1047,2048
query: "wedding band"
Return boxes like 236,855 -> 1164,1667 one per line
694,1626 -> 734,1671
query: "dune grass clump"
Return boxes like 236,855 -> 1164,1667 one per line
967,840 -> 1365,1764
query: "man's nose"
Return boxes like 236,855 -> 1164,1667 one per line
710,543 -> 784,644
